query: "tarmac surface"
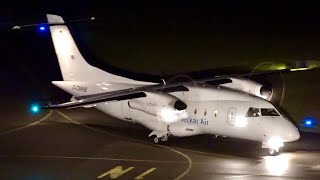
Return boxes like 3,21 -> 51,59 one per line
1,102 -> 320,180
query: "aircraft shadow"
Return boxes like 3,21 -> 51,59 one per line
48,117 -> 320,159
83,123 -> 320,158
83,123 -> 268,159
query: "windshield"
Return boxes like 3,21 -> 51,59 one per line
246,107 -> 261,117
260,108 -> 280,116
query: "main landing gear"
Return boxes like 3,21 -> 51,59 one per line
149,130 -> 170,144
153,133 -> 170,144
153,137 -> 159,144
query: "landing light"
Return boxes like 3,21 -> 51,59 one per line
159,108 -> 180,123
267,136 -> 284,151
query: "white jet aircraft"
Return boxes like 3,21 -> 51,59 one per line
25,14 -> 302,155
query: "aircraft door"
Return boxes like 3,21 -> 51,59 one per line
227,107 -> 236,126
121,101 -> 132,121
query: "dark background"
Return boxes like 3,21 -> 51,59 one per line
0,1 -> 319,129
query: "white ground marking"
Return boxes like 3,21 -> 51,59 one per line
13,154 -> 187,163
226,174 -> 254,179
169,148 -> 192,180
0,110 -> 53,135
0,154 -> 258,166
56,110 -> 192,180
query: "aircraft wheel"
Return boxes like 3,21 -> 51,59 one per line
269,149 -> 280,156
153,137 -> 159,144
161,135 -> 168,142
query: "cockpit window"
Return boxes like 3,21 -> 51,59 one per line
246,107 -> 261,117
261,108 -> 280,116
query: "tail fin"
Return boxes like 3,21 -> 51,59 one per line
47,14 -> 147,84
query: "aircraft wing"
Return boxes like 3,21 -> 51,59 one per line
45,67 -> 319,109
45,75 -> 232,109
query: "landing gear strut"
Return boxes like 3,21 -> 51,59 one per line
160,133 -> 169,142
150,131 -> 170,144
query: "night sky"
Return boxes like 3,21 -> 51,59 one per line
0,1 -> 319,126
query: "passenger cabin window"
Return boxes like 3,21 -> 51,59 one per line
214,110 -> 218,117
246,107 -> 261,117
204,109 -> 207,116
261,108 -> 280,116
194,109 -> 197,114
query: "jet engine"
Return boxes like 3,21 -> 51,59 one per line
128,92 -> 187,123
220,77 -> 273,101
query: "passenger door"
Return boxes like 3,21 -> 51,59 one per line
227,107 -> 237,126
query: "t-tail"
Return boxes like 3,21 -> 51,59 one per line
47,14 -> 149,84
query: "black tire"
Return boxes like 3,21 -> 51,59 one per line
153,137 -> 159,144
269,149 -> 280,156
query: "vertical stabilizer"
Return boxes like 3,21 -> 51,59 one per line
47,14 -> 150,84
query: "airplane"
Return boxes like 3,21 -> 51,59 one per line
19,14 -> 301,155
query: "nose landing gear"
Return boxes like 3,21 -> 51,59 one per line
152,133 -> 170,144
262,137 -> 283,156
268,148 -> 280,156
152,133 -> 170,143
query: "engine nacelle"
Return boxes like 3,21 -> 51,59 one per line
220,77 -> 273,100
128,92 -> 187,123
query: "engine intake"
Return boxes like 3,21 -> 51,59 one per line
174,100 -> 187,110
260,86 -> 273,100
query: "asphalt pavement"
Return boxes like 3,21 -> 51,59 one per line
0,104 -> 320,180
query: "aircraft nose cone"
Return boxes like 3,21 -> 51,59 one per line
287,128 -> 300,142
284,123 -> 300,142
